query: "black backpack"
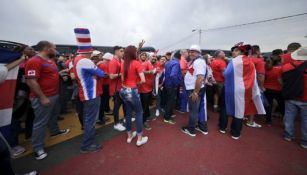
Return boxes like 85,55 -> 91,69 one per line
282,61 -> 307,99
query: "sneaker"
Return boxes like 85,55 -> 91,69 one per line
34,149 -> 47,160
24,171 -> 38,175
246,122 -> 262,128
50,129 -> 70,137
80,144 -> 102,153
143,122 -> 152,130
213,105 -> 219,112
181,127 -> 196,137
171,114 -> 176,118
114,123 -> 126,131
164,119 -> 176,125
284,137 -> 292,142
155,109 -> 160,117
12,145 -> 26,157
136,136 -> 148,146
219,129 -> 226,134
195,126 -> 208,135
301,144 -> 307,149
96,121 -> 105,125
231,136 -> 240,140
127,131 -> 137,143
105,110 -> 113,115
175,109 -> 185,114
123,118 -> 136,123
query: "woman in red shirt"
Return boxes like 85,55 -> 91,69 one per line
264,52 -> 285,125
138,52 -> 156,130
119,45 -> 148,146
211,50 -> 227,112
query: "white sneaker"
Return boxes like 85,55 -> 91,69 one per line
114,123 -> 126,131
24,171 -> 38,175
171,114 -> 176,118
12,145 -> 26,157
301,144 -> 307,149
136,136 -> 148,146
127,131 -> 137,143
155,109 -> 160,117
231,136 -> 240,140
219,130 -> 226,134
34,149 -> 48,160
246,122 -> 262,128
123,118 -> 136,123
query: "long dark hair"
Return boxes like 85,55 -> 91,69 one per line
123,45 -> 137,80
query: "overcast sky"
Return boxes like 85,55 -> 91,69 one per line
1,0 -> 307,53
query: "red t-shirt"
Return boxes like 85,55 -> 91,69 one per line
155,62 -> 164,74
109,57 -> 122,96
121,60 -> 143,88
211,58 -> 227,83
250,57 -> 265,75
98,62 -> 110,85
138,60 -> 154,93
25,56 -> 59,98
180,56 -> 188,72
281,53 -> 292,65
264,66 -> 282,91
282,60 -> 307,101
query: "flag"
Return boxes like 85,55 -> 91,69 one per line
224,55 -> 265,119
0,49 -> 21,127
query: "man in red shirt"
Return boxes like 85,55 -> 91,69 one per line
211,50 -> 227,112
25,41 -> 70,160
282,46 -> 307,149
247,45 -> 266,128
97,52 -> 113,125
109,46 -> 126,131
281,42 -> 301,65
138,52 -> 155,130
263,50 -> 284,125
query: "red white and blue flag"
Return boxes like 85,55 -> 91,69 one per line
224,55 -> 265,119
0,49 -> 21,127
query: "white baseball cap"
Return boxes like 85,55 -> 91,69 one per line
291,46 -> 307,61
91,50 -> 102,58
102,52 -> 113,60
189,45 -> 201,53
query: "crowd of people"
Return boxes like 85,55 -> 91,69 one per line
0,28 -> 307,175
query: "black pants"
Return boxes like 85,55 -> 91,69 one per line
264,89 -> 285,122
25,104 -> 34,139
140,92 -> 151,123
113,92 -> 125,124
59,81 -> 68,114
75,96 -> 84,127
104,85 -> 111,112
99,85 -> 111,122
164,87 -> 177,120
0,136 -> 14,175
218,87 -> 243,137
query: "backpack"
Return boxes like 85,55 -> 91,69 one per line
282,61 -> 307,99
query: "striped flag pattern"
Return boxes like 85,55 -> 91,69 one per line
0,49 -> 21,128
74,28 -> 94,53
224,55 -> 265,119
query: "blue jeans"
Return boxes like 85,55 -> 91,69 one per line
81,97 -> 101,150
284,100 -> 307,146
31,95 -> 61,152
187,88 -> 205,131
120,88 -> 143,135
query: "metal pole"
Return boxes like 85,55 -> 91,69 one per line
199,30 -> 202,46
